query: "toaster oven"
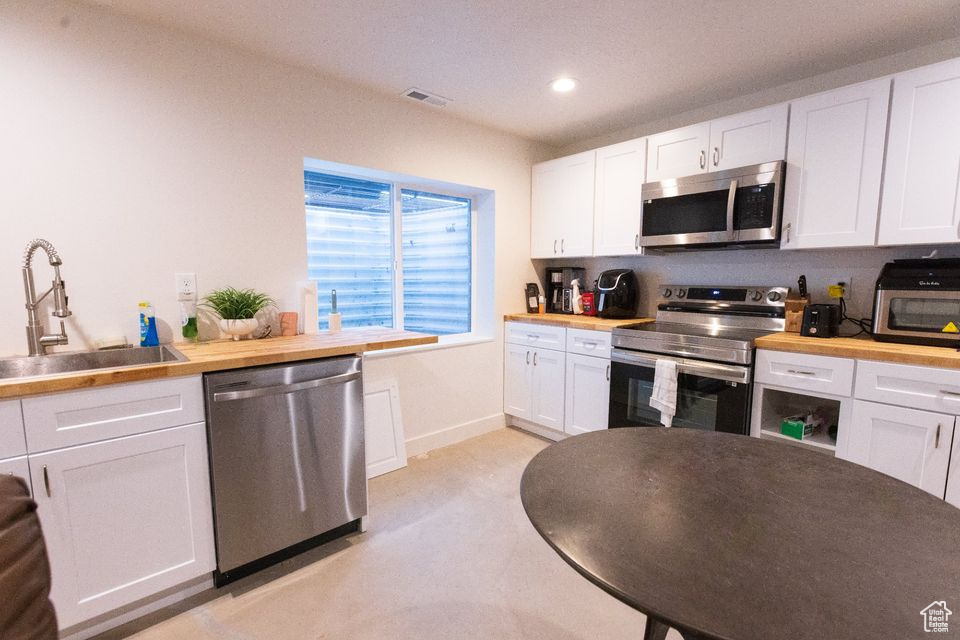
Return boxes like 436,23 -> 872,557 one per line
872,259 -> 960,347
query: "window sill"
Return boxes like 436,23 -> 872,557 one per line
363,333 -> 494,359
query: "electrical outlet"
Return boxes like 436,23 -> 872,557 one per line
827,276 -> 852,299
176,272 -> 197,300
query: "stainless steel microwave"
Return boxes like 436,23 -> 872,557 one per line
639,161 -> 784,250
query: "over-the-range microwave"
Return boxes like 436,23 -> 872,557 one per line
639,160 -> 785,250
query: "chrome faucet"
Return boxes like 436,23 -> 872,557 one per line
22,239 -> 71,356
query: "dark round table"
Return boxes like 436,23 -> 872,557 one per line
520,428 -> 960,640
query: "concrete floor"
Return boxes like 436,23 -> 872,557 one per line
97,427 -> 682,639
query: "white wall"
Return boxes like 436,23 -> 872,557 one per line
0,0 -> 551,447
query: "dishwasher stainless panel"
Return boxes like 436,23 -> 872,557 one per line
204,355 -> 366,584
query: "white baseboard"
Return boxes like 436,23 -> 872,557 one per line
405,413 -> 506,457
507,416 -> 567,442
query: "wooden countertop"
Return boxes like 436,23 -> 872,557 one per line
755,332 -> 960,369
504,313 -> 653,332
0,328 -> 436,399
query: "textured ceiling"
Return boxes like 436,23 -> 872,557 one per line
82,0 -> 960,146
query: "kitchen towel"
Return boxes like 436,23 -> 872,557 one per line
649,358 -> 678,428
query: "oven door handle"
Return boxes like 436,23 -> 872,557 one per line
610,349 -> 750,384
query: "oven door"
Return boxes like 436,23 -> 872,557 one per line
608,349 -> 752,434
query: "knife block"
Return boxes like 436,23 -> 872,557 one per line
785,296 -> 810,333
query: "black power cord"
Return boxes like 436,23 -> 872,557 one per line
837,295 -> 873,337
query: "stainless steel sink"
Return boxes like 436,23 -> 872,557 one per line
0,345 -> 188,380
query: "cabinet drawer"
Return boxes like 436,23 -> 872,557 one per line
566,329 -> 612,357
22,376 -> 204,453
755,350 -> 854,396
0,399 -> 26,459
855,360 -> 960,413
505,321 -> 565,349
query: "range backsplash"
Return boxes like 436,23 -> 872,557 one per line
536,244 -> 960,324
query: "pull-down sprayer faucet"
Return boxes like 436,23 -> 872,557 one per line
22,239 -> 71,356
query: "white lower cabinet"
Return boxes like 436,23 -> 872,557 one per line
840,400 -> 954,498
503,342 -> 566,431
30,421 -> 215,629
564,353 -> 610,435
0,455 -> 30,491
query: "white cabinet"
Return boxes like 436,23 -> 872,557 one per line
947,430 -> 960,508
30,423 -> 215,629
708,105 -> 788,172
503,342 -> 534,421
531,150 -> 595,258
646,122 -> 711,182
781,79 -> 890,249
564,353 -> 610,435
754,349 -> 855,396
503,342 -> 566,431
879,57 -> 960,246
646,105 -> 787,181
593,138 -> 647,256
0,455 -> 30,491
530,348 -> 565,430
840,400 -> 953,499
0,399 -> 26,459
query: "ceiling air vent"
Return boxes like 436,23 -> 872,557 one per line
402,87 -> 451,108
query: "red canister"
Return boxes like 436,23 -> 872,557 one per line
581,292 -> 596,316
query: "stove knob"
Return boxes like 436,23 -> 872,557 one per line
677,288 -> 687,299
750,290 -> 764,302
662,288 -> 673,299
767,290 -> 783,303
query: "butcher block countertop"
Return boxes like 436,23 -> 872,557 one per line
755,332 -> 960,369
504,313 -> 654,332
0,328 -> 436,399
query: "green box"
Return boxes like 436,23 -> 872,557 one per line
780,417 -> 812,440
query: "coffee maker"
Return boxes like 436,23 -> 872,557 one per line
545,267 -> 586,314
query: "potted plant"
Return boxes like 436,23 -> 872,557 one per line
201,287 -> 275,340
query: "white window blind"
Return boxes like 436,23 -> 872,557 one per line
304,171 -> 473,335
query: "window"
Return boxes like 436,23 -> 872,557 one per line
305,170 -> 473,336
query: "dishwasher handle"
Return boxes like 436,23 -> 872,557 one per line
212,371 -> 361,402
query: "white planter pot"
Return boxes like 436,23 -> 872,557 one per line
219,318 -> 259,341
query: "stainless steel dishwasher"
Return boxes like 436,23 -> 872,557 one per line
203,355 -> 366,586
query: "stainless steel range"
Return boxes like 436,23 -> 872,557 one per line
608,284 -> 789,433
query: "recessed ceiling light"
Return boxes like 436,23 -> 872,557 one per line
550,77 -> 578,93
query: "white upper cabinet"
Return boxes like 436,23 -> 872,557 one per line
708,104 -> 788,171
879,57 -> 960,246
531,150 -> 595,258
646,122 -> 711,182
781,78 -> 890,249
646,105 -> 787,182
593,138 -> 647,256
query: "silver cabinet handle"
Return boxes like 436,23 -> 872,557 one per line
712,147 -> 719,166
213,371 -> 361,402
787,369 -> 816,375
553,239 -> 557,254
699,150 -> 706,169
43,465 -> 51,498
527,334 -> 539,341
526,350 -> 530,365
635,233 -> 640,250
533,352 -> 538,366
940,390 -> 960,397
606,364 -> 610,381
560,239 -> 564,253
785,222 -> 791,244
580,341 -> 598,349
936,423 -> 942,448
